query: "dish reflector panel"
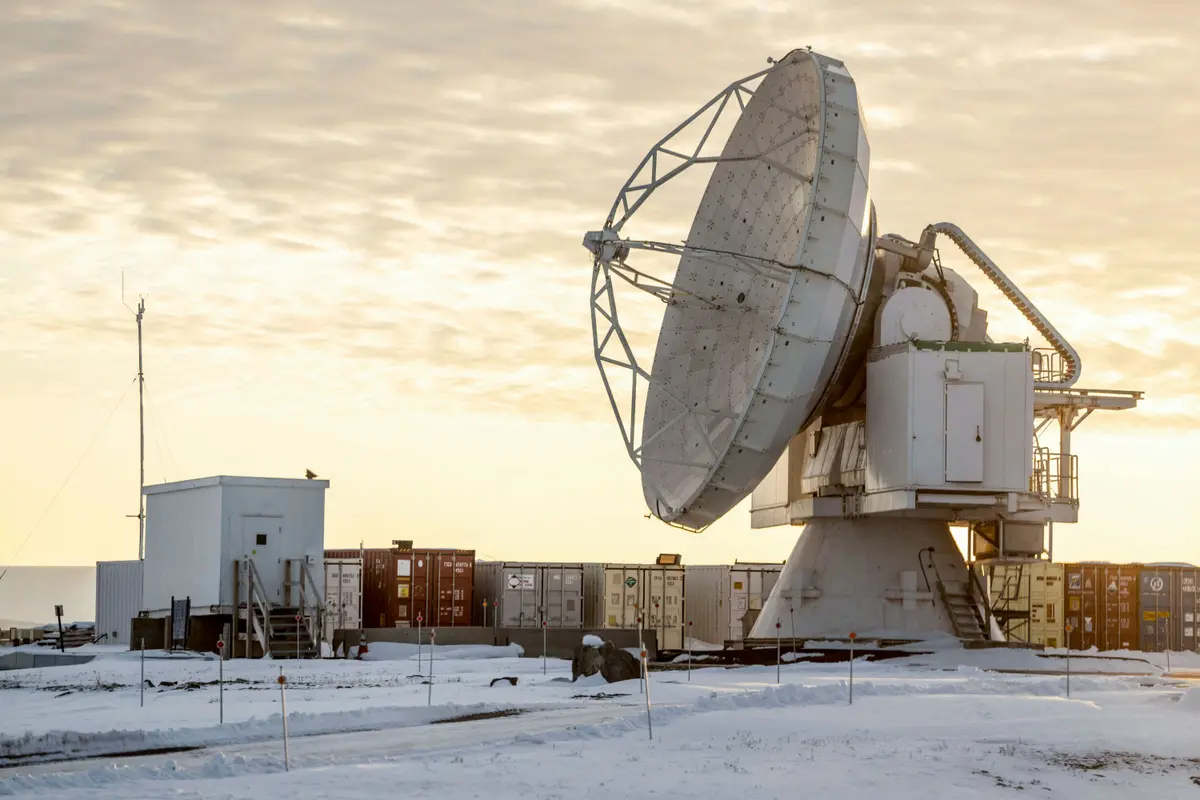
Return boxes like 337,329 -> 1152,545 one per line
636,51 -> 875,529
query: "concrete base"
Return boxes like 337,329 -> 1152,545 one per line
0,651 -> 97,671
338,627 -> 658,661
749,516 -> 970,640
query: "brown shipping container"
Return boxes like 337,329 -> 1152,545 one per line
325,549 -> 397,629
396,549 -> 474,628
327,548 -> 474,628
1063,563 -> 1139,651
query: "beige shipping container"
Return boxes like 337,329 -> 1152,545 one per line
990,562 -> 1064,647
593,564 -> 685,650
685,563 -> 784,647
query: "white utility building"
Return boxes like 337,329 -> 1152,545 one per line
142,475 -> 329,658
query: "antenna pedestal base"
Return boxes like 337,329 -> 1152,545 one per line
751,517 -> 995,642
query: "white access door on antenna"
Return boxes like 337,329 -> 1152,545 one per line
945,383 -> 984,482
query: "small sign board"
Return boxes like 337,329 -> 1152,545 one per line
625,577 -> 637,588
54,605 -> 63,618
508,574 -> 535,589
217,640 -> 225,650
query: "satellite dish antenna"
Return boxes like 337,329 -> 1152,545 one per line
585,49 -> 1143,643
585,49 -> 877,531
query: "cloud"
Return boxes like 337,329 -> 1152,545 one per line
1,0 -> 1198,428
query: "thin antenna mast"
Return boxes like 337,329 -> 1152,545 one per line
123,274 -> 147,561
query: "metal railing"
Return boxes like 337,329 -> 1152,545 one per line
1030,447 -> 1078,502
244,558 -> 273,656
298,560 -> 323,652
1031,348 -> 1070,385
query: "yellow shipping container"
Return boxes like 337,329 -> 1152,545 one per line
989,562 -> 1065,647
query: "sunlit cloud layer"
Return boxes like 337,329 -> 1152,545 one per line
1,0 -> 1197,567
3,0 -> 1197,429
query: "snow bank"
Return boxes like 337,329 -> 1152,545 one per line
581,635 -> 604,648
0,700 -> 547,766
1178,687 -> 1200,711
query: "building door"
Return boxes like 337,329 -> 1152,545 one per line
241,515 -> 284,603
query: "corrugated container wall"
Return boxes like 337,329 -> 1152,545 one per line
326,549 -> 395,628
95,560 -> 143,647
324,549 -> 474,628
1139,566 -> 1173,652
1064,563 -> 1139,651
475,563 -> 588,628
989,563 -> 1064,648
323,559 -> 362,642
590,564 -> 685,650
1177,568 -> 1200,652
684,564 -> 784,646
400,550 -> 474,628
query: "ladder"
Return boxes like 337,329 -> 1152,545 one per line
938,579 -> 989,641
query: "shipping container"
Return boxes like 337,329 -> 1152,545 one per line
1063,563 -> 1139,651
325,548 -> 474,628
326,548 -> 396,628
95,560 -> 143,647
1139,566 -> 1174,652
988,562 -> 1064,647
589,564 -> 686,650
684,564 -> 784,647
1176,568 -> 1200,652
475,563 -> 588,628
400,549 -> 474,628
323,558 -> 362,643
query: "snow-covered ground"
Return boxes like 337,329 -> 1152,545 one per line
3,640 -> 1200,797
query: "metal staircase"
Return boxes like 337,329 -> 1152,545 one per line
937,579 -> 989,641
267,607 -> 320,659
922,549 -> 993,643
235,557 -> 323,659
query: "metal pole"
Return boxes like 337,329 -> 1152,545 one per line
56,607 -> 65,654
417,616 -> 423,673
219,645 -> 224,724
136,299 -> 145,561
789,605 -> 796,658
140,638 -> 145,707
542,621 -> 547,675
427,630 -> 435,706
849,635 -> 855,705
640,646 -> 653,741
278,669 -> 290,771
775,620 -> 781,684
1066,647 -> 1071,698
636,610 -> 644,696
687,620 -> 692,682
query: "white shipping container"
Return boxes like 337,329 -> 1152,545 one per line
474,563 -> 588,628
323,559 -> 362,644
685,563 -> 784,646
592,564 -> 686,650
95,560 -> 143,647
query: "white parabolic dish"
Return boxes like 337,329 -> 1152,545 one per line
636,51 -> 876,530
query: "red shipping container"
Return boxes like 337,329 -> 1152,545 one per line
405,549 -> 474,628
1063,563 -> 1139,651
328,547 -> 474,628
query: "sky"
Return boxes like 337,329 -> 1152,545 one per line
2,0 -> 1199,570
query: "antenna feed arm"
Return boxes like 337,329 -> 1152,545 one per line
924,222 -> 1081,389
584,228 -> 629,265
